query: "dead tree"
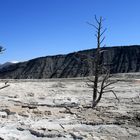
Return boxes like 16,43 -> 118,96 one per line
87,16 -> 119,108
0,46 -> 5,53
68,16 -> 119,108
0,46 -> 10,89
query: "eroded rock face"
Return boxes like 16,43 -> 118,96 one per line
0,45 -> 140,79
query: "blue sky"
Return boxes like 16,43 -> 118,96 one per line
0,0 -> 140,63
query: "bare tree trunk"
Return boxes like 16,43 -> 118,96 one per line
92,17 -> 102,108
87,16 -> 119,108
92,50 -> 99,107
72,16 -> 119,108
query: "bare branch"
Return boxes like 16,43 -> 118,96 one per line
95,34 -> 98,38
103,90 -> 120,102
0,46 -> 6,53
100,36 -> 105,45
5,81 -> 9,85
86,82 -> 93,88
103,80 -> 118,90
87,22 -> 98,30
86,82 -> 100,94
104,87 -> 115,90
87,77 -> 94,83
100,28 -> 107,37
100,72 -> 109,90
95,15 -> 100,24
0,84 -> 10,90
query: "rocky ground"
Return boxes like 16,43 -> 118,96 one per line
0,75 -> 140,140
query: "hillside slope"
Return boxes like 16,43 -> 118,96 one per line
0,45 -> 140,79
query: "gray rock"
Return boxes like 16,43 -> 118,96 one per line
1,45 -> 140,79
0,111 -> 7,118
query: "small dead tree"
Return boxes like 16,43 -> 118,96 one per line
0,46 -> 10,89
87,16 -> 119,108
0,46 -> 5,53
70,16 -> 119,108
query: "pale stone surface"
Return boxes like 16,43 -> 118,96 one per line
0,75 -> 140,139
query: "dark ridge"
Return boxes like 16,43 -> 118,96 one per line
0,45 -> 140,79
